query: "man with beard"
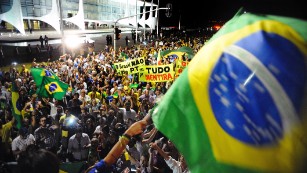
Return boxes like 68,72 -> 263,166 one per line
34,115 -> 57,154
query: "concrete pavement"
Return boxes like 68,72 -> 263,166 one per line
0,29 -> 113,43
0,28 -> 150,66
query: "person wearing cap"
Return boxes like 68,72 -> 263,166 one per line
11,127 -> 35,159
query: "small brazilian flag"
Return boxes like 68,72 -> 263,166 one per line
129,83 -> 139,89
120,52 -> 129,60
37,77 -> 69,100
30,67 -> 59,86
155,46 -> 194,61
152,8 -> 307,173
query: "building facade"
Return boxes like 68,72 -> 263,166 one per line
0,0 -> 158,34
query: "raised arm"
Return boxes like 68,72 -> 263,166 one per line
150,142 -> 169,160
85,119 -> 148,173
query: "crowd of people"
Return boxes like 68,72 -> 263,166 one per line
0,30 -> 210,173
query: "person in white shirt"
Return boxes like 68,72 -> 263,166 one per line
0,82 -> 11,103
79,89 -> 91,104
67,127 -> 91,161
42,98 -> 58,123
12,127 -> 35,159
119,101 -> 137,123
80,77 -> 88,92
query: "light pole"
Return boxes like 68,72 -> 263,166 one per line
58,0 -> 65,54
135,0 -> 138,43
113,7 -> 169,56
156,0 -> 159,38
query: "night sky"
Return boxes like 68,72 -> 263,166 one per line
154,0 -> 307,28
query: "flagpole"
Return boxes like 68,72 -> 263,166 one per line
150,0 -> 153,34
58,0 -> 65,55
135,0 -> 138,43
179,12 -> 181,30
156,0 -> 159,39
143,0 -> 146,41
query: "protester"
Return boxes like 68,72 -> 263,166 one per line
0,28 -> 210,172
0,46 -> 4,67
125,36 -> 129,47
67,126 -> 91,162
34,115 -> 57,153
11,127 -> 36,159
0,112 -> 15,162
39,35 -> 44,48
44,35 -> 49,46
85,117 -> 148,173
150,142 -> 190,173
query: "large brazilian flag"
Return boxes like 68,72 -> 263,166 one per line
37,76 -> 69,100
30,67 -> 59,86
152,9 -> 307,173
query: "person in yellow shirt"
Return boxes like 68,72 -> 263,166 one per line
20,64 -> 30,76
88,86 -> 102,100
0,109 -> 15,161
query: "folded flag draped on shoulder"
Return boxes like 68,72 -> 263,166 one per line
152,8 -> 307,173
37,77 -> 69,100
11,82 -> 23,129
30,67 -> 59,86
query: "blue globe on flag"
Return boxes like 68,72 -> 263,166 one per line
48,83 -> 58,93
209,31 -> 305,146
45,70 -> 52,77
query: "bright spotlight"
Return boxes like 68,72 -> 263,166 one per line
65,36 -> 81,49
